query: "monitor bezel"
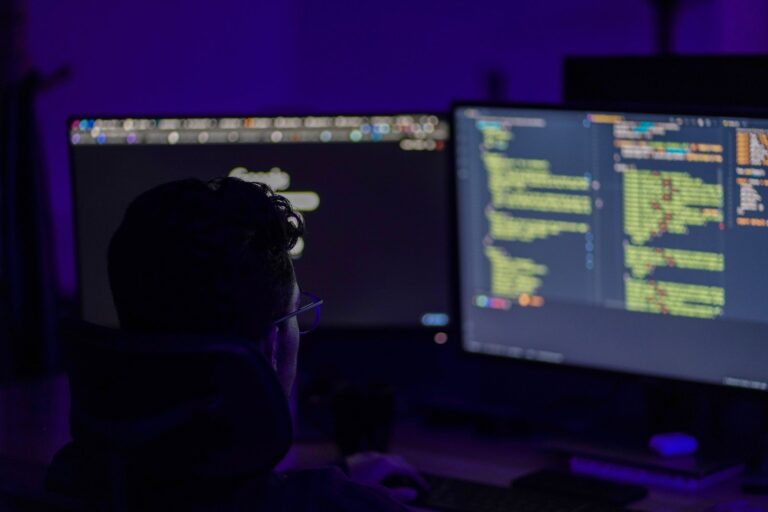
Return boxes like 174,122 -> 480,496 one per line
451,100 -> 768,395
66,110 -> 458,340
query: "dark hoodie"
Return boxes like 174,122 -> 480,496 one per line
46,323 -> 408,512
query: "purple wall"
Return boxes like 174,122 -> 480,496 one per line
675,0 -> 768,53
24,0 -> 767,297
28,0 -> 300,296
298,0 -> 659,109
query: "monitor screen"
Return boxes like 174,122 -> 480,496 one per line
69,114 -> 451,331
454,104 -> 768,391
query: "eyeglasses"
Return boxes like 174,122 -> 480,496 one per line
272,291 -> 324,334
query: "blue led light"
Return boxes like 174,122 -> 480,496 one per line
421,313 -> 450,327
649,433 -> 698,457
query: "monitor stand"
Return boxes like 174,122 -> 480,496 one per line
645,381 -> 767,468
544,438 -> 744,491
540,381 -> 767,491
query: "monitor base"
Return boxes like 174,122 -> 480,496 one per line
546,439 -> 744,491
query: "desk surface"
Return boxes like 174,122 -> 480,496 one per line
3,374 -> 768,511
284,421 -> 768,512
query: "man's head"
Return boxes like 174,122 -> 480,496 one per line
108,177 -> 304,394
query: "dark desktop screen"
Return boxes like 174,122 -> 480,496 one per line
454,105 -> 768,390
70,115 -> 451,331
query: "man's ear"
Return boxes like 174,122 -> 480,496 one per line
260,326 -> 279,371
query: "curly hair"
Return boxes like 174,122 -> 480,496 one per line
108,177 -> 305,339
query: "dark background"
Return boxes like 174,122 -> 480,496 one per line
3,0 -> 768,465
26,0 -> 767,300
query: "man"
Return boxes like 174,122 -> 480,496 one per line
47,177 -> 425,510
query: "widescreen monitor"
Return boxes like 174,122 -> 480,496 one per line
69,114 -> 452,332
454,104 -> 768,391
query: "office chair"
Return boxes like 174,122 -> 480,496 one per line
47,322 -> 292,512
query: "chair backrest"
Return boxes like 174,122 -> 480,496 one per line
62,322 -> 292,485
0,479 -> 84,512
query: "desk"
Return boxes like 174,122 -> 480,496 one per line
284,420 -> 768,512
3,374 -> 768,511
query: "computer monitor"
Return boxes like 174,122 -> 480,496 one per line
69,114 -> 452,332
563,56 -> 768,110
453,104 -> 768,391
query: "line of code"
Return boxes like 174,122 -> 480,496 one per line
624,245 -> 724,279
614,140 -> 723,163
485,245 -> 548,298
487,208 -> 590,243
616,118 -> 725,320
477,119 -> 592,306
625,278 -> 724,319
622,168 -> 723,246
736,130 -> 768,166
485,154 -> 592,214
735,167 -> 768,228
479,122 -> 515,150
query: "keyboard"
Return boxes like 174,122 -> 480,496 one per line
415,473 -> 634,512
512,470 -> 647,505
